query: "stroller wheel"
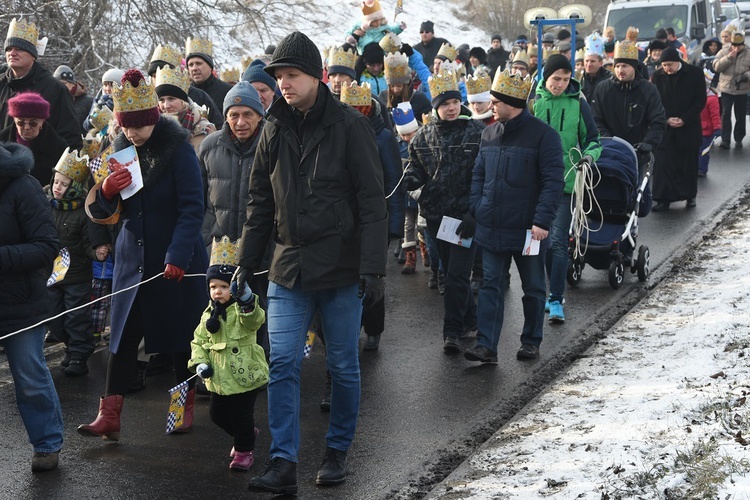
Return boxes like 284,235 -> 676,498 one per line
637,245 -> 650,282
567,259 -> 583,286
608,260 -> 624,289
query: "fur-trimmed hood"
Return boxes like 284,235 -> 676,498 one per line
0,142 -> 34,178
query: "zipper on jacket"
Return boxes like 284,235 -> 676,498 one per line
559,108 -> 565,132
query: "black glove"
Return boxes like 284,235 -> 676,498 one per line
196,363 -> 213,379
401,43 -> 414,57
455,213 -> 477,239
636,143 -> 652,154
231,267 -> 253,297
358,274 -> 385,308
740,74 -> 750,83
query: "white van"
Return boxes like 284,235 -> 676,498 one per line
604,0 -> 723,62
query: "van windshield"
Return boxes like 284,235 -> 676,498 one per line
607,5 -> 688,39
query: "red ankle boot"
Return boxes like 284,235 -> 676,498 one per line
77,394 -> 123,441
173,388 -> 195,433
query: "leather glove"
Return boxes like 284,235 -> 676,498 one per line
196,363 -> 213,379
101,167 -> 132,202
163,264 -> 185,282
455,213 -> 477,239
401,43 -> 414,57
231,266 -> 253,297
358,274 -> 385,308
230,279 -> 254,304
636,142 -> 652,154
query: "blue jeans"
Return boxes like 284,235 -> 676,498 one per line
476,247 -> 546,353
266,281 -> 363,463
1,325 -> 64,453
545,193 -> 572,303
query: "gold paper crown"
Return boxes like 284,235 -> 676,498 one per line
422,112 -> 433,124
437,42 -> 457,62
209,236 -> 240,267
81,134 -> 103,159
341,81 -> 372,107
186,37 -> 213,57
491,69 -> 532,102
89,145 -> 113,184
626,26 -> 639,42
150,44 -> 182,67
543,46 -> 560,60
384,52 -> 411,85
89,104 -> 113,132
732,32 -> 745,45
465,72 -> 491,95
329,45 -> 357,70
511,49 -> 530,67
428,68 -> 459,98
379,32 -> 402,54
154,65 -> 190,96
614,41 -> 639,61
241,55 -> 254,71
7,18 -> 39,46
221,67 -> 240,83
54,148 -> 90,184
575,48 -> 586,61
528,45 -> 538,57
113,74 -> 158,114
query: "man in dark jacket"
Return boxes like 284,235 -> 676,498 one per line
0,141 -> 63,472
402,69 -> 485,354
651,48 -> 707,211
235,32 -> 387,495
53,65 -> 93,133
486,34 -> 509,78
580,47 -> 611,102
465,70 -> 563,364
413,21 -> 450,74
186,38 -> 233,119
0,20 -> 81,149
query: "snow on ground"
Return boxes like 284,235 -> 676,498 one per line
429,204 -> 750,499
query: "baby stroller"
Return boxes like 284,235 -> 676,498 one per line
567,137 -> 653,289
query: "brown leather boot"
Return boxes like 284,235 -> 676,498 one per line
419,240 -> 430,268
401,247 -> 417,274
77,394 -> 123,441
173,388 -> 195,433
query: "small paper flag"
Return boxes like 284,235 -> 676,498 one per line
394,0 -> 404,17
88,144 -> 114,184
304,330 -> 316,359
47,247 -> 70,287
165,381 -> 189,434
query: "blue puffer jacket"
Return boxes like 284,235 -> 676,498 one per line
469,109 -> 564,252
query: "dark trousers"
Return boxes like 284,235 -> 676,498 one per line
210,389 -> 260,452
721,93 -> 748,144
426,218 -> 477,338
361,295 -> 385,336
47,281 -> 95,358
105,298 -> 192,395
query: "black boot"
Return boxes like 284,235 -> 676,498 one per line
320,370 -> 331,412
316,447 -> 348,486
363,334 -> 380,351
248,457 -> 297,495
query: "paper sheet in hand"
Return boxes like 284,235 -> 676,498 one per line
436,216 -> 473,247
106,145 -> 142,199
523,229 -> 540,256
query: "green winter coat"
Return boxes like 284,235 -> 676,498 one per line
188,298 -> 268,395
532,79 -> 602,195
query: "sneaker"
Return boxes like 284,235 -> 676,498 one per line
316,447 -> 348,486
464,345 -> 498,363
548,301 -> 565,324
230,450 -> 255,471
443,337 -> 460,354
64,357 -> 89,376
460,325 -> 477,339
544,299 -> 550,313
517,344 -> 540,360
31,451 -> 59,472
60,351 -> 71,368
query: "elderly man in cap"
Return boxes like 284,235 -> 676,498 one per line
713,31 -> 750,149
241,59 -> 277,111
413,20 -> 450,73
234,31 -> 387,494
0,18 -> 81,148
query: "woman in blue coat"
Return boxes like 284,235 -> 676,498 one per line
79,69 -> 208,440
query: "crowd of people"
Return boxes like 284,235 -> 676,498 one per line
0,3 -> 743,493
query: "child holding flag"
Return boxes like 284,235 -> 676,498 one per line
188,236 -> 269,471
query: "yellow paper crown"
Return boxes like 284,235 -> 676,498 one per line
81,134 -> 102,159
113,74 -> 158,114
209,236 -> 240,267
379,32 -> 402,54
465,72 -> 491,95
437,42 -> 458,62
241,55 -> 254,71
543,46 -> 560,60
329,45 -> 357,70
422,112 -> 433,124
54,148 -> 90,184
150,44 -> 182,67
384,52 -> 411,85
732,32 -> 745,45
575,48 -> 586,61
528,45 -> 538,57
626,26 -> 639,42
491,69 -> 532,101
7,18 -> 40,45
89,104 -> 113,132
341,81 -> 372,107
511,49 -> 530,67
221,67 -> 240,83
154,65 -> 190,96
89,145 -> 113,184
428,68 -> 459,98
186,37 -> 213,57
614,41 -> 639,61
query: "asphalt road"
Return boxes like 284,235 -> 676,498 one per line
1,147 -> 749,499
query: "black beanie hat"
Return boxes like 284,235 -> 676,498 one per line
186,53 -> 215,70
420,21 -> 434,33
432,89 -> 462,110
648,40 -> 667,52
543,54 -> 573,81
469,47 -> 487,64
363,42 -> 385,65
658,47 -> 681,63
264,31 -> 323,80
491,34 -> 502,43
557,28 -> 571,41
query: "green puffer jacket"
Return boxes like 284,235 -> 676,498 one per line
188,298 -> 268,396
532,79 -> 602,195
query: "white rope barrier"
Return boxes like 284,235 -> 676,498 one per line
569,147 -> 603,260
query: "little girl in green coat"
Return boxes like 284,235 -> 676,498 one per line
188,236 -> 269,471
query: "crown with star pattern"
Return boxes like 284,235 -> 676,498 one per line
54,147 -> 90,184
341,81 -> 372,107
384,51 -> 411,85
491,69 -> 532,102
428,68 -> 459,98
210,236 -> 240,267
150,44 -> 182,67
154,65 -> 190,96
113,72 -> 158,114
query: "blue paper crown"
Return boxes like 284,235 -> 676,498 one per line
392,106 -> 415,126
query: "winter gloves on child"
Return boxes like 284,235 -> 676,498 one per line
196,363 -> 213,379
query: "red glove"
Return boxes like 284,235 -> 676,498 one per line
163,264 -> 185,282
102,167 -> 132,201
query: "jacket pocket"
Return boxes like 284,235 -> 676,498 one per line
333,199 -> 355,241
503,154 -> 532,188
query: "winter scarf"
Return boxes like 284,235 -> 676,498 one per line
205,297 -> 236,333
47,179 -> 86,210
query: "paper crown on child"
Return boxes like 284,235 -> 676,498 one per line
575,48 -> 586,62
491,69 -> 532,109
466,72 -> 492,103
361,0 -> 384,22
379,32 -> 402,54
341,81 -> 372,107
5,18 -> 47,58
436,42 -> 457,62
81,134 -> 102,160
54,147 -> 90,184
428,68 -> 459,98
384,51 -> 411,85
585,33 -> 604,57
221,67 -> 240,83
626,26 -> 639,42
89,104 -> 113,132
150,44 -> 182,67
511,49 -> 529,68
392,102 -> 418,135
209,235 -> 240,268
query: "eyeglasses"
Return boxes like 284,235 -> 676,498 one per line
14,119 -> 42,129
490,100 -> 501,106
